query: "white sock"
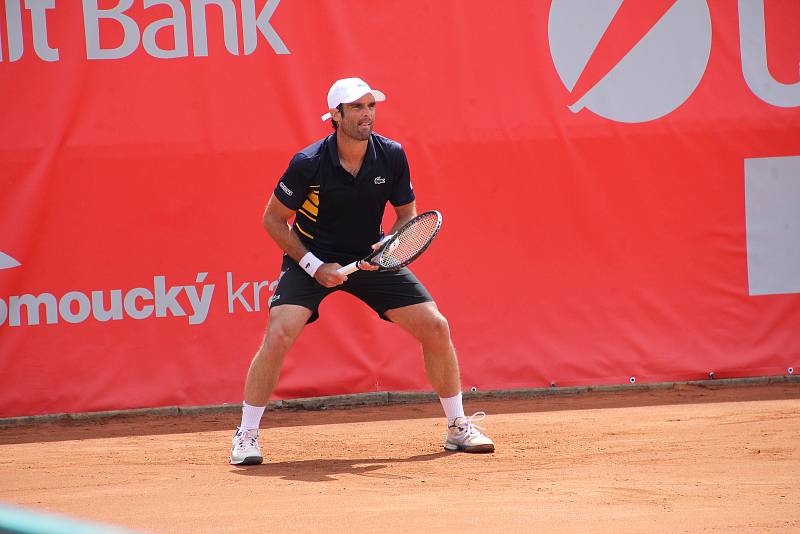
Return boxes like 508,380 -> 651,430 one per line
240,401 -> 266,431
439,392 -> 465,425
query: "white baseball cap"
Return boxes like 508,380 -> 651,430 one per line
321,77 -> 386,121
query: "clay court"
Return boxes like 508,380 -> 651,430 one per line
1,381 -> 799,533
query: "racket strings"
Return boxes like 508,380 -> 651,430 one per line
376,214 -> 440,268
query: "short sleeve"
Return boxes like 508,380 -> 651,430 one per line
390,147 -> 415,206
274,153 -> 313,210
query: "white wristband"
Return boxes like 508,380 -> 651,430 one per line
299,252 -> 323,277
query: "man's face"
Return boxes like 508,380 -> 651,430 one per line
334,93 -> 376,141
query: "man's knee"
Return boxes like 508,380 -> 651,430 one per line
264,321 -> 301,351
261,306 -> 309,352
418,310 -> 451,343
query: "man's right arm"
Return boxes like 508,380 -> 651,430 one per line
262,194 -> 347,288
262,194 -> 309,263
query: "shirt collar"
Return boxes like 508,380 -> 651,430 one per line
327,132 -> 377,168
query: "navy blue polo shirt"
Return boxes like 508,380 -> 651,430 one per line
273,132 -> 415,264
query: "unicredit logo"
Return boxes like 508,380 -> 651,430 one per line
0,251 -> 21,270
549,0 -> 712,123
549,0 -> 799,123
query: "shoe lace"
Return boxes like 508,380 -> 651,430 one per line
456,412 -> 487,436
235,429 -> 258,449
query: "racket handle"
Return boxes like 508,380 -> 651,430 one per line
337,261 -> 360,275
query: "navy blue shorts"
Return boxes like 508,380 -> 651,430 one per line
269,255 -> 433,323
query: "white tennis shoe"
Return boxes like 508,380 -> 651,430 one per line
444,412 -> 495,453
230,428 -> 263,465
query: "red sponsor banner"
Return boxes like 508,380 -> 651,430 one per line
1,1 -> 798,417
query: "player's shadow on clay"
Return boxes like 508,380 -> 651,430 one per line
231,451 -> 450,482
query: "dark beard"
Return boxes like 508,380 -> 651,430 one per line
341,121 -> 372,141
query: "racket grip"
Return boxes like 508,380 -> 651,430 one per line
337,262 -> 360,275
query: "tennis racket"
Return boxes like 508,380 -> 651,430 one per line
337,210 -> 443,275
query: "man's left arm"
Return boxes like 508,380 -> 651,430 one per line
364,201 -> 416,266
388,201 -> 417,234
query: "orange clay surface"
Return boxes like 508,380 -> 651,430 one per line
1,383 -> 799,533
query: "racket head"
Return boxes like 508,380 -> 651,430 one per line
365,210 -> 443,271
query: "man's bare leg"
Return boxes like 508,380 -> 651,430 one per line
231,304 -> 313,465
244,304 -> 312,406
385,301 -> 461,398
386,301 -> 494,453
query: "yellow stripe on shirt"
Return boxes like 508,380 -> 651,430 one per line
298,208 -> 317,222
295,221 -> 314,239
302,199 -> 318,216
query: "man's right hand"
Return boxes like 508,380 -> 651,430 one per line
315,263 -> 347,287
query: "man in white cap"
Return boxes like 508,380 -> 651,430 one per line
230,77 -> 494,465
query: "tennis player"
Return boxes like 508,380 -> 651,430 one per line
231,77 -> 494,465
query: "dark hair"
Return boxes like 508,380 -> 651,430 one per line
331,104 -> 344,130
